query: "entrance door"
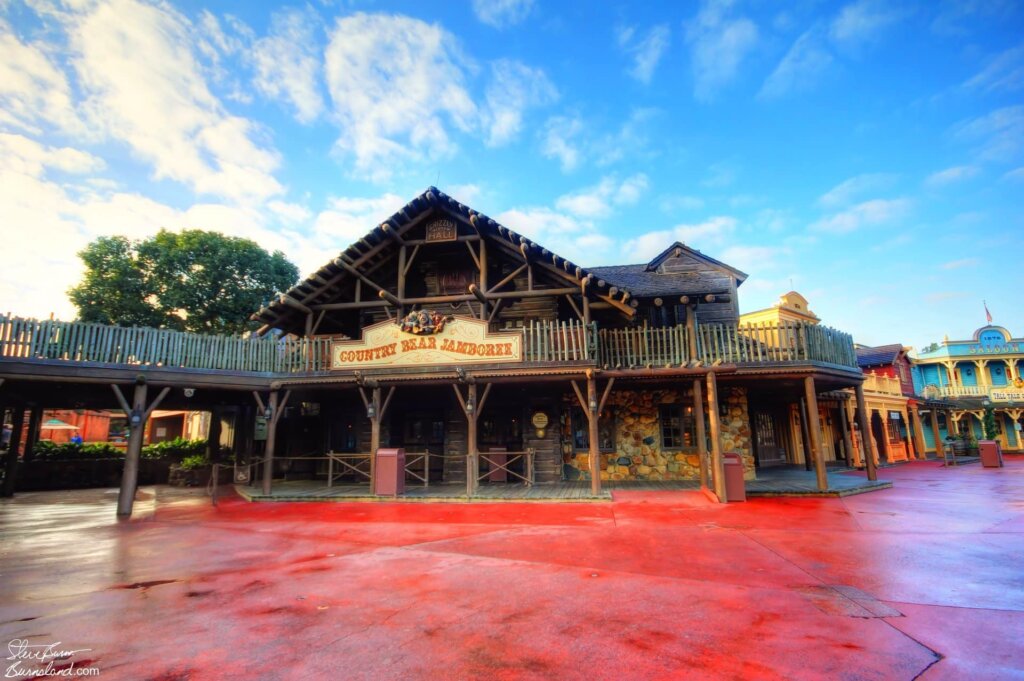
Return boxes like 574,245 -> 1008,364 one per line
392,410 -> 446,482
752,409 -> 788,467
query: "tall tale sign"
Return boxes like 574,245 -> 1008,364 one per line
331,315 -> 523,370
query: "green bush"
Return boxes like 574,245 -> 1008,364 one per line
177,454 -> 210,471
141,438 -> 207,461
31,441 -> 124,460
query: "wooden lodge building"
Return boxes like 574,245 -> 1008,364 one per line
0,188 -> 878,513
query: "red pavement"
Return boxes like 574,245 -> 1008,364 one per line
1,458 -> 1022,680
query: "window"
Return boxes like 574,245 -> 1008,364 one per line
570,407 -> 616,451
659,404 -> 697,450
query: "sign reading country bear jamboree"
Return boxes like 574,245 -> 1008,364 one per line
331,314 -> 523,369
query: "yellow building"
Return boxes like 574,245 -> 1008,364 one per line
739,291 -> 821,327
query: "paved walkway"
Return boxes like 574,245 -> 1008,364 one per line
1,458 -> 1021,679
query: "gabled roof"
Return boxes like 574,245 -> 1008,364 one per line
251,187 -> 636,334
855,343 -> 905,368
645,241 -> 748,281
588,242 -> 747,298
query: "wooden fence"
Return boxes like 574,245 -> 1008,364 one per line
0,314 -> 856,374
523,319 -> 593,362
0,314 -> 330,373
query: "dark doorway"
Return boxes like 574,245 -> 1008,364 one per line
751,407 -> 788,468
391,409 -> 446,482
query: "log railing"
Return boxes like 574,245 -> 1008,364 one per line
523,319 -> 592,362
0,314 -> 331,373
0,314 -> 857,374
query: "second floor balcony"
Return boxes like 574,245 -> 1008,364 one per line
0,314 -> 859,377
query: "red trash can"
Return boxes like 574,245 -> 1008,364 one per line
723,452 -> 746,502
374,448 -> 406,496
978,440 -> 1004,468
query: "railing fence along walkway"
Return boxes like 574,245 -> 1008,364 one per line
0,314 -> 857,374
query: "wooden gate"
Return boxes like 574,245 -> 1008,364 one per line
752,409 -> 788,467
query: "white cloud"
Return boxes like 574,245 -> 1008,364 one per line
541,114 -> 585,172
924,165 -> 980,187
472,0 -> 534,29
952,105 -> 1024,162
810,198 -> 911,234
817,173 -> 897,207
0,19 -> 86,136
495,207 -> 614,263
685,0 -> 759,101
963,45 -> 1024,94
617,24 -> 671,84
446,183 -> 484,205
759,27 -> 833,99
483,59 -> 558,147
659,195 -> 705,212
252,7 -> 325,124
0,133 -> 105,176
623,216 -> 738,261
830,0 -> 904,48
66,0 -> 283,202
311,194 -> 407,248
719,245 -> 787,273
701,161 -> 737,188
268,200 -> 313,224
1003,166 -> 1024,182
941,258 -> 980,270
555,174 -> 649,219
324,13 -> 476,179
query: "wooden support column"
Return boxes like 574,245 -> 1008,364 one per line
706,371 -> 726,502
692,378 -> 709,490
798,398 -> 813,472
586,375 -> 601,495
839,399 -> 854,466
206,407 -> 222,461
907,407 -> 926,460
22,405 -> 42,463
685,303 -> 699,361
369,386 -> 381,485
929,408 -> 943,459
854,383 -> 877,481
113,380 -> 170,516
254,390 -> 291,496
803,377 -> 827,491
1,406 -> 25,498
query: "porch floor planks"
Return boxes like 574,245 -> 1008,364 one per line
236,469 -> 890,503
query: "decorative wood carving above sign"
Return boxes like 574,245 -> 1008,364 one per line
425,218 -> 457,242
331,315 -> 523,370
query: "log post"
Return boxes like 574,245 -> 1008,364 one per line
369,386 -> 381,487
798,398 -> 813,472
22,405 -> 42,463
838,399 -> 854,465
1,406 -> 25,498
258,391 -> 287,496
586,375 -> 601,495
206,407 -> 222,461
910,406 -> 927,459
855,383 -> 877,481
113,380 -> 170,516
803,377 -> 827,491
706,371 -> 726,502
466,383 -> 478,496
929,407 -> 943,460
692,378 -> 709,490
686,304 -> 699,361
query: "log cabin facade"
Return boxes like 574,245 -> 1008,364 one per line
0,187 -> 876,510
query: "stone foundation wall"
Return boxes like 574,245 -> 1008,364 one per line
565,387 -> 754,482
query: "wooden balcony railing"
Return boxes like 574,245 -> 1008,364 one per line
0,314 -> 858,375
0,314 -> 331,373
862,373 -> 903,396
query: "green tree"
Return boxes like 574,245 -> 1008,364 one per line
70,230 -> 298,334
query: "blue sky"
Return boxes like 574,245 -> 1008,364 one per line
1,0 -> 1021,350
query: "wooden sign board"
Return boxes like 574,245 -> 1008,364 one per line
331,316 -> 523,370
425,219 -> 457,242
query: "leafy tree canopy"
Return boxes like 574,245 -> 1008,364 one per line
69,230 -> 299,335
